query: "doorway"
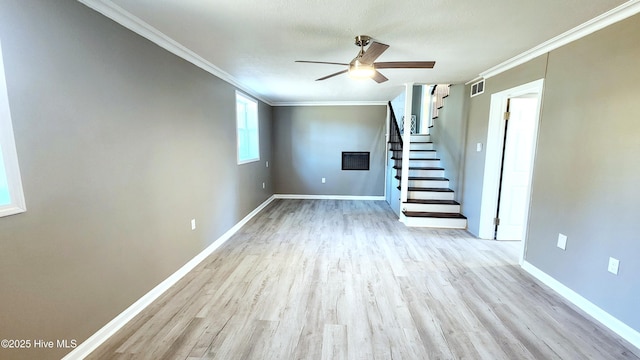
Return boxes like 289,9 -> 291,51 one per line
495,95 -> 539,240
478,79 -> 544,264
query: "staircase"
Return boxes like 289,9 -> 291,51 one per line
388,98 -> 467,229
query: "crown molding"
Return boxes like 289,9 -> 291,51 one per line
77,0 -> 274,106
272,101 -> 388,107
464,76 -> 483,85
480,0 -> 640,79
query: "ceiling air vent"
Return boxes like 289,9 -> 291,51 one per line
470,79 -> 485,97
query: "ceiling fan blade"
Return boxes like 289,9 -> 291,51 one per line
374,61 -> 436,69
296,60 -> 349,66
316,69 -> 348,81
359,41 -> 389,64
371,70 -> 388,83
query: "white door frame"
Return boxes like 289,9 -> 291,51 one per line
478,79 -> 544,262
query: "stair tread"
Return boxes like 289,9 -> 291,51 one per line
394,159 -> 441,163
409,167 -> 445,170
396,176 -> 449,181
406,199 -> 460,205
403,211 -> 467,219
394,166 -> 445,170
399,186 -> 453,192
407,187 -> 454,192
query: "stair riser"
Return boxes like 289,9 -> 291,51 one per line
408,169 -> 444,177
407,179 -> 449,188
410,151 -> 437,159
407,191 -> 455,201
410,143 -> 434,151
401,214 -> 467,229
410,135 -> 431,142
402,203 -> 461,213
408,160 -> 440,167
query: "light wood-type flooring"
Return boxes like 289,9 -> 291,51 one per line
87,199 -> 640,359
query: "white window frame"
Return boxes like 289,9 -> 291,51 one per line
235,91 -> 260,164
0,39 -> 26,217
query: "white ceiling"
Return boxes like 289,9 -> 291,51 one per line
91,0 -> 628,105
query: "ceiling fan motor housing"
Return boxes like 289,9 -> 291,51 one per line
354,35 -> 371,48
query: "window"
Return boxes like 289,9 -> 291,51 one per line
0,40 -> 26,217
235,91 -> 259,164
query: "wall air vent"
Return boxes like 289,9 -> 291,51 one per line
342,152 -> 370,171
470,79 -> 485,97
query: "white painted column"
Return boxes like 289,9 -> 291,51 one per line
400,83 -> 413,204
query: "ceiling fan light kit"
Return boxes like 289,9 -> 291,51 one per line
296,35 -> 435,83
348,59 -> 375,79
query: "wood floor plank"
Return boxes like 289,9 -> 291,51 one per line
321,324 -> 348,360
86,199 -> 640,359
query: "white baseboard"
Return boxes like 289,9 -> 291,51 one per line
274,194 -> 385,201
62,195 -> 276,360
522,261 -> 640,353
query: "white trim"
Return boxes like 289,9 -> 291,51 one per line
0,39 -> 27,218
62,195 -> 276,360
274,194 -> 385,201
480,0 -> 640,79
522,261 -> 640,353
478,78 -> 544,266
77,0 -> 273,106
272,101 -> 388,107
465,76 -> 483,86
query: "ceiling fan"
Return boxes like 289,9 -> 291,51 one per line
295,35 -> 435,83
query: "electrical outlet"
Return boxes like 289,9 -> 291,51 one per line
266,161 -> 269,168
191,219 -> 196,230
322,177 -> 326,183
557,233 -> 567,250
608,257 -> 620,275
476,143 -> 483,152
262,182 -> 265,189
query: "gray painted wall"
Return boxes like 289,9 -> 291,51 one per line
0,1 -> 272,359
390,91 -> 405,127
272,106 -> 386,196
525,14 -> 640,332
411,85 -> 423,133
461,15 -> 640,333
429,84 -> 468,199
